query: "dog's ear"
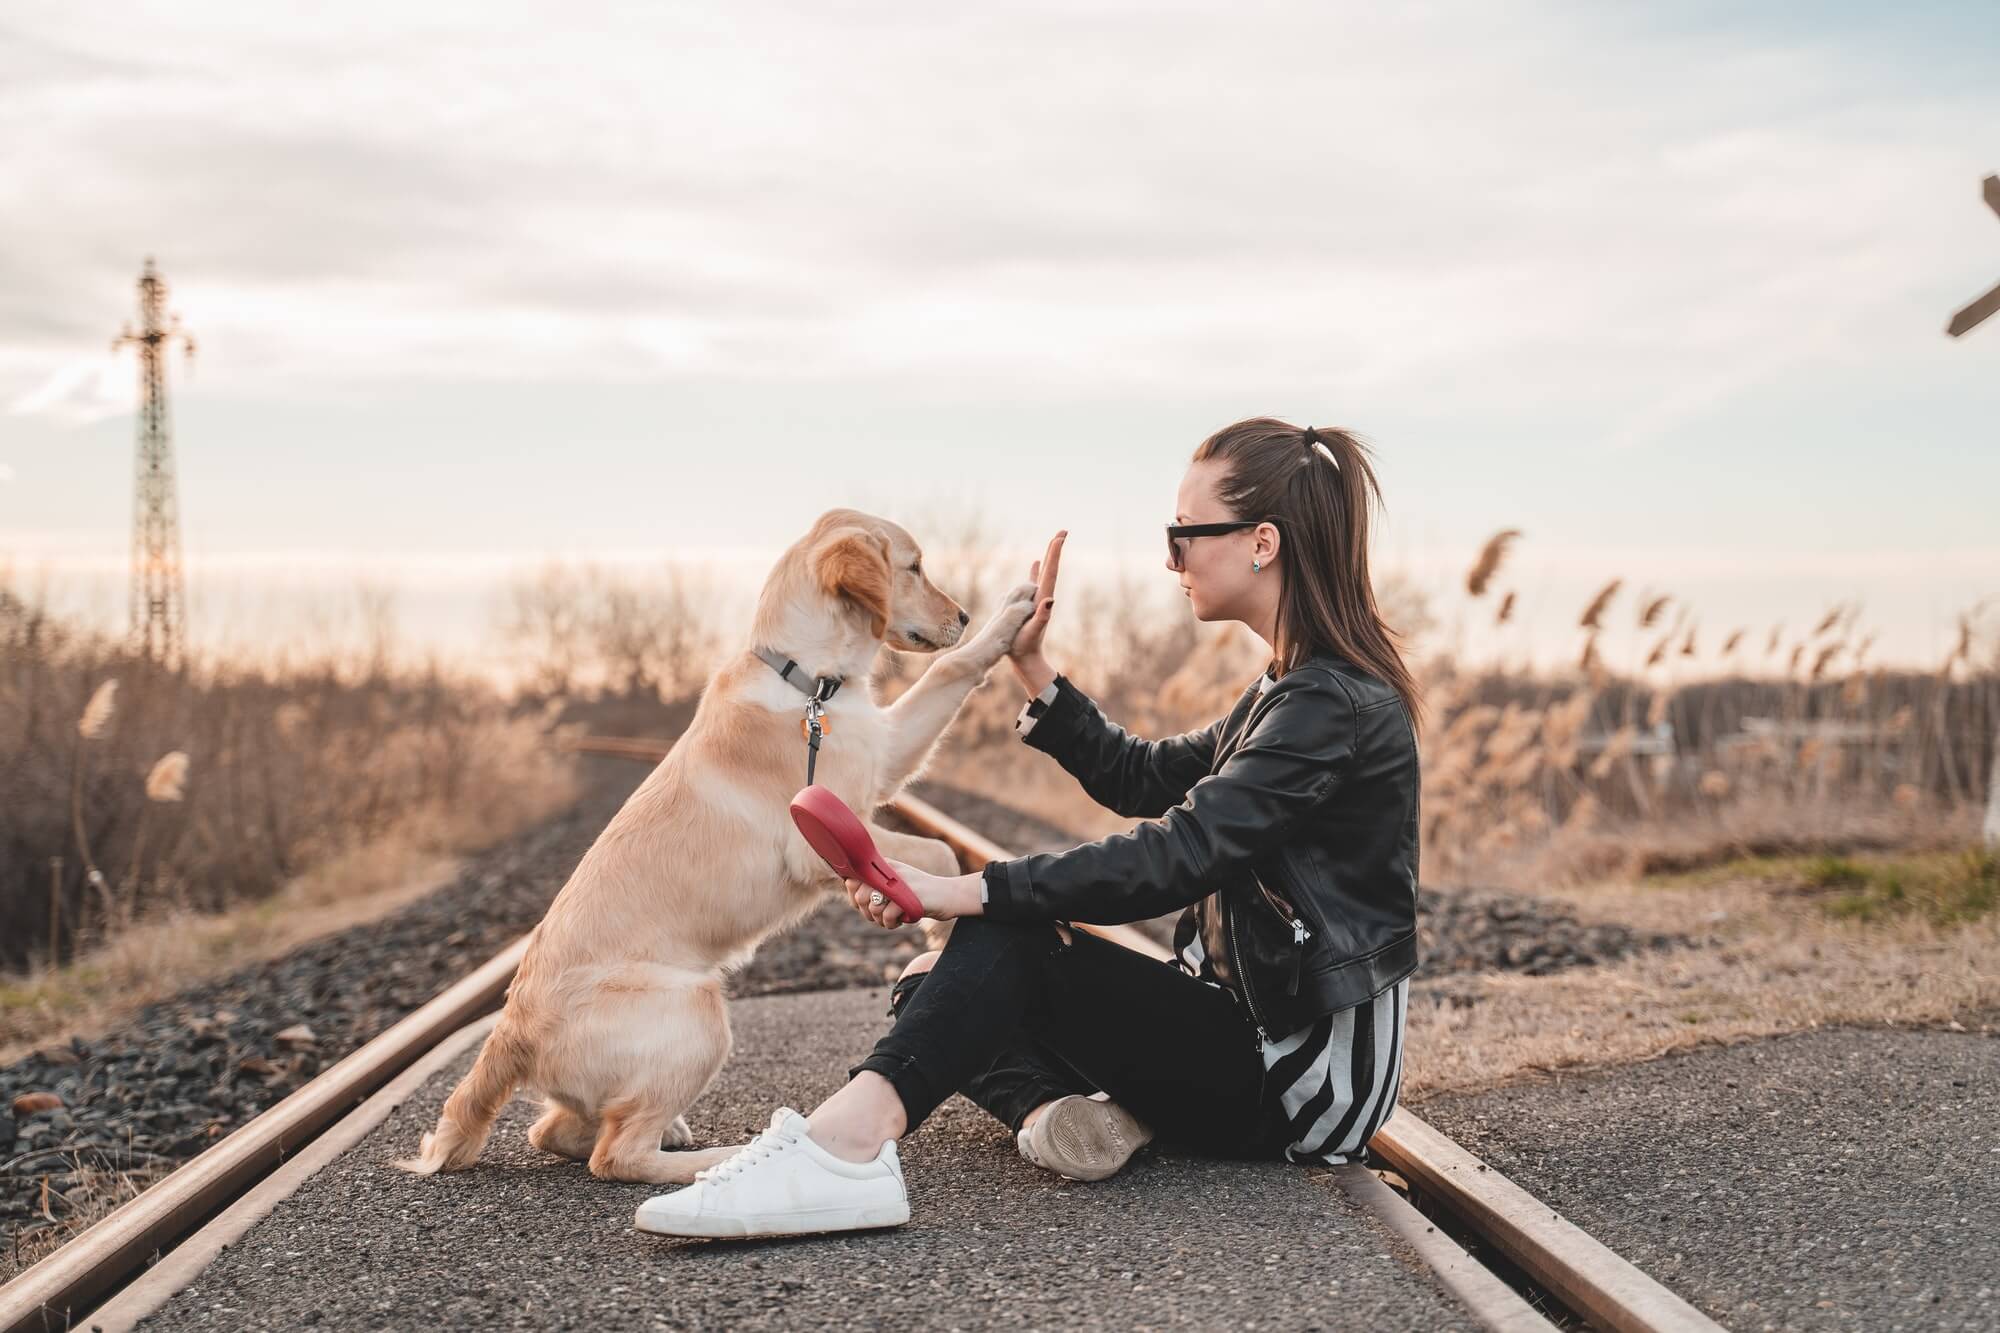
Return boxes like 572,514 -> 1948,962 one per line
813,526 -> 892,639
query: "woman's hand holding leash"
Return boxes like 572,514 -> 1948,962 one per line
842,861 -> 984,930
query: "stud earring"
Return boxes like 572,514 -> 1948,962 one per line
1252,559 -> 1261,572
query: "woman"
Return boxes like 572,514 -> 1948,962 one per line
636,417 -> 1425,1239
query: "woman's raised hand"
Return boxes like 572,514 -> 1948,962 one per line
1008,530 -> 1065,665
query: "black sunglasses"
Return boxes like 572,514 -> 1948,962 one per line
1165,520 -> 1263,571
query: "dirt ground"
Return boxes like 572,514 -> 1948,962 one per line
1399,862 -> 1999,1102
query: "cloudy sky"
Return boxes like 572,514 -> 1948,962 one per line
2,0 -> 1995,672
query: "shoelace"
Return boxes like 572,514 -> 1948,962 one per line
695,1124 -> 799,1185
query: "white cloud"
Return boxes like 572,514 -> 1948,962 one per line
5,355 -> 128,425
1,0 -> 1992,435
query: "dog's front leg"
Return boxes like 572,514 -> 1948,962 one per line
873,582 -> 1038,798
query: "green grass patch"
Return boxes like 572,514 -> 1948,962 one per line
1800,854 -> 1871,892
1649,845 -> 1997,927
1820,848 -> 1997,926
0,966 -> 99,1019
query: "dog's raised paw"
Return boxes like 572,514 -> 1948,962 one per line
965,585 -> 1039,660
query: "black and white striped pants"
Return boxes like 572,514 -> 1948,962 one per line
1178,926 -> 1409,1164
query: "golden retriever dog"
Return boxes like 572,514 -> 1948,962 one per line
399,508 -> 1036,1185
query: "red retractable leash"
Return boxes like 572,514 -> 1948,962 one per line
753,645 -> 927,923
789,785 -> 927,923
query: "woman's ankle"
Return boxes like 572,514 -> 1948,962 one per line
807,1073 -> 909,1163
806,1120 -> 892,1164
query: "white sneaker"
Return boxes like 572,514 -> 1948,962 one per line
633,1107 -> 910,1239
1016,1093 -> 1153,1182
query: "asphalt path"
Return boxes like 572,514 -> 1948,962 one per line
1417,1021 -> 1999,1332
132,988 -> 1474,1331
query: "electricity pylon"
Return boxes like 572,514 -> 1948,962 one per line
112,257 -> 196,670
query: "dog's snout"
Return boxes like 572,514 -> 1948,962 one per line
957,610 -> 969,627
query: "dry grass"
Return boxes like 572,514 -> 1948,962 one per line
1401,851 -> 2000,1102
0,771 -> 583,1060
4,1156 -> 157,1279
1,575 -> 582,1032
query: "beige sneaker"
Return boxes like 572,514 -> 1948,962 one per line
1016,1094 -> 1153,1182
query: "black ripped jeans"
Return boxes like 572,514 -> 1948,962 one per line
846,916 -> 1291,1156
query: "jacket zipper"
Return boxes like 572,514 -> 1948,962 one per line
1286,916 -> 1309,996
1274,854 -> 1331,940
1252,869 -> 1314,997
1223,895 -> 1271,1051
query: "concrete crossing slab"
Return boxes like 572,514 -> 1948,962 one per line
131,988 -> 1476,1331
1417,1023 -> 2000,1332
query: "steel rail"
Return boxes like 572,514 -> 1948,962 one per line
0,941 -> 528,1333
1369,1113 -> 1721,1332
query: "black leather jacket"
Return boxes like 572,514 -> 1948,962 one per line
979,654 -> 1421,1040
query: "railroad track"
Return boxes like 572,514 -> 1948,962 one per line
0,736 -> 1722,1333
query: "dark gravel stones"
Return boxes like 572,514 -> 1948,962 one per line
1417,885 -> 1681,977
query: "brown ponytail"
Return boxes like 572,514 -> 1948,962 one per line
1192,417 -> 1427,740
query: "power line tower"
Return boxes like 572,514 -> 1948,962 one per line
112,257 -> 196,670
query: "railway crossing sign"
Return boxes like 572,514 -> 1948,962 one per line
1946,174 -> 2000,337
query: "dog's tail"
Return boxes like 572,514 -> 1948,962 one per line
396,1017 -> 533,1175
